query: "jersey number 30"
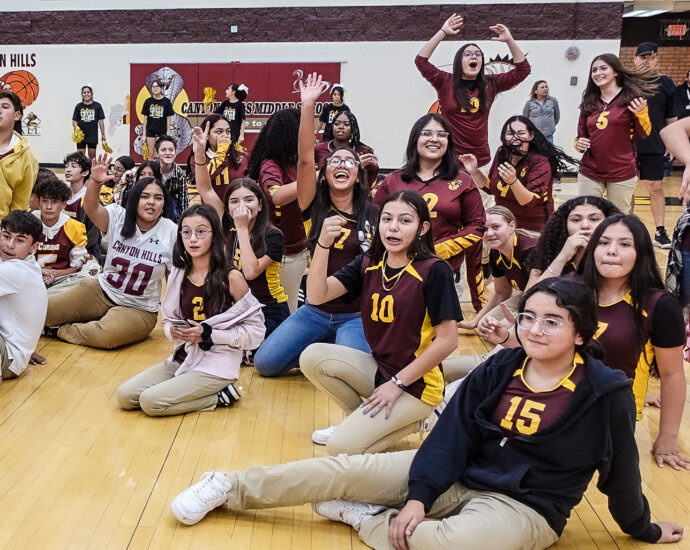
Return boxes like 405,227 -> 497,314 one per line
106,258 -> 154,296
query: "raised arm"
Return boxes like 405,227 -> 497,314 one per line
661,118 -> 690,205
191,123 -> 224,220
490,23 -> 525,64
306,216 -> 349,304
418,13 -> 463,59
297,73 -> 329,211
85,154 -> 113,232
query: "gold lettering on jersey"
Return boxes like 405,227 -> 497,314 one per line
422,193 -> 438,219
333,227 -> 352,250
594,321 -> 608,339
192,296 -> 206,321
370,293 -> 394,323
596,111 -> 610,130
500,396 -> 545,435
496,180 -> 511,198
460,96 -> 480,113
448,180 -> 460,191
520,168 -> 527,178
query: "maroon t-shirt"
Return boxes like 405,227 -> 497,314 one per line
492,355 -> 585,436
489,233 -> 537,291
486,150 -> 553,232
374,170 -> 485,273
173,276 -> 207,363
415,55 -> 531,165
190,151 -> 248,204
259,159 -> 307,254
577,93 -> 651,183
314,140 -> 379,188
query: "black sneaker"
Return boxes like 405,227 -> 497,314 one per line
42,326 -> 59,338
653,229 -> 672,249
217,383 -> 241,407
241,350 -> 254,367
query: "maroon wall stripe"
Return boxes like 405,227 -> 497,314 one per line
0,3 -> 622,45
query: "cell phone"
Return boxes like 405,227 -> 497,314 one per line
169,319 -> 190,328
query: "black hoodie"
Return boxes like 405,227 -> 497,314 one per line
407,347 -> 661,543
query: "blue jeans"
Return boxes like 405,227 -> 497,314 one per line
253,303 -> 370,377
681,249 -> 690,308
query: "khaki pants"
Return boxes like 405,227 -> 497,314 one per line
300,344 -> 433,455
443,345 -> 503,383
115,359 -> 233,416
46,270 -> 96,296
45,278 -> 158,349
280,248 -> 309,313
223,450 -> 558,550
577,174 -> 637,214
0,334 -> 17,380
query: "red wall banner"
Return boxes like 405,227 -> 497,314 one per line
130,62 -> 342,162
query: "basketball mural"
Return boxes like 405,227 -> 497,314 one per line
0,70 -> 39,108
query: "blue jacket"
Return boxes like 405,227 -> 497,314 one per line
408,347 -> 661,543
523,97 -> 560,137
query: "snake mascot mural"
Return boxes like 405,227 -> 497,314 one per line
133,66 -> 193,157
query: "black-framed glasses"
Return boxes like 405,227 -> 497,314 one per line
516,313 -> 572,335
463,51 -> 483,59
326,157 -> 359,169
181,229 -> 212,240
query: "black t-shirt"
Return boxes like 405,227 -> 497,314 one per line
335,255 -> 463,325
635,75 -> 676,154
214,100 -> 246,141
141,96 -> 174,135
72,101 -> 105,143
319,103 -> 350,141
650,294 -> 685,348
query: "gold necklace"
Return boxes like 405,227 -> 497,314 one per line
381,252 -> 412,291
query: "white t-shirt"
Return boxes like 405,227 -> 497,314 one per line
0,255 -> 47,375
98,204 -> 177,312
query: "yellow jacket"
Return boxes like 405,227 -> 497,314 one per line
0,132 -> 38,219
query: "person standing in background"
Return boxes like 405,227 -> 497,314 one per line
632,42 -> 676,249
142,80 -> 173,159
523,80 -> 561,190
72,85 -> 105,161
315,86 -> 349,142
675,70 -> 690,120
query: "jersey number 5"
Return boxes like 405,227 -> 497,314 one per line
596,111 -> 610,130
370,292 -> 394,323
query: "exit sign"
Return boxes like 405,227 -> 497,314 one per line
660,20 -> 689,39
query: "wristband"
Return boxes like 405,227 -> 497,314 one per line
316,241 -> 330,250
440,29 -> 447,36
199,322 -> 213,351
391,375 -> 407,390
195,156 -> 209,166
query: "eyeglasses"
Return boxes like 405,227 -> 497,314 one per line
326,157 -> 359,169
181,229 -> 212,240
516,313 -> 572,335
463,51 -> 483,59
420,130 -> 450,139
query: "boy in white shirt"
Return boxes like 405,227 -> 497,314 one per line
0,210 -> 47,381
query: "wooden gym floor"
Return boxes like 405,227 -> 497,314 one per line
1,176 -> 689,549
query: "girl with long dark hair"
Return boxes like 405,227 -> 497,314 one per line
302,189 -> 461,455
252,74 -> 377,378
314,110 -> 379,188
416,14 -> 530,167
193,126 -> 289,341
171,277 -> 683,549
44,155 -> 177,349
462,115 -> 577,233
247,108 -> 307,313
576,53 -> 654,213
115,204 -> 265,416
374,113 -> 485,310
315,85 -> 350,142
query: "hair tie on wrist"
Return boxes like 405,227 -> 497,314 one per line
316,241 -> 330,250
498,333 -> 510,345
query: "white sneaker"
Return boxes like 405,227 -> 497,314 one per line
312,424 -> 338,445
423,377 -> 465,432
171,471 -> 232,525
312,499 -> 385,531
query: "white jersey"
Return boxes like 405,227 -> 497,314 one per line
0,255 -> 47,376
99,204 -> 177,312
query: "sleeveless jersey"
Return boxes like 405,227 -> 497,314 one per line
99,203 -> 177,312
360,255 -> 446,406
489,233 -> 538,291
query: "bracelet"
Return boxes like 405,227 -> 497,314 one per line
498,333 -> 510,345
391,375 -> 407,390
88,177 -> 105,186
316,241 -> 330,250
195,156 -> 209,166
439,29 -> 447,36
546,266 -> 559,276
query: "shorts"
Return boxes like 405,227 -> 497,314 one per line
76,140 -> 98,150
145,129 -> 166,138
636,153 -> 664,181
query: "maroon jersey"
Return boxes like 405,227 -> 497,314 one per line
65,186 -> 86,222
179,275 -> 207,322
306,208 -> 369,314
259,159 -> 307,254
191,148 -> 248,204
489,233 -> 537,291
486,150 -> 553,232
492,354 -> 585,436
577,93 -> 651,182
415,56 -> 531,165
227,226 -> 288,306
35,215 -> 88,271
359,256 -> 448,405
596,291 -> 683,418
374,170 -> 485,272
314,140 -> 379,188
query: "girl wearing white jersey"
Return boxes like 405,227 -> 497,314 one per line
44,155 -> 177,349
